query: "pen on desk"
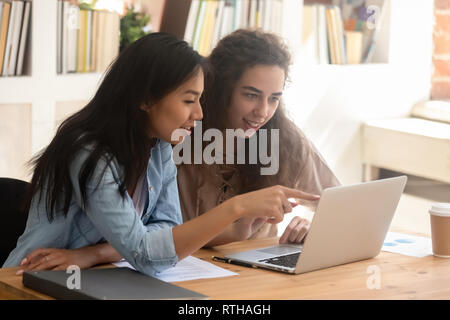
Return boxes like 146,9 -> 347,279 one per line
212,256 -> 232,264
212,256 -> 257,268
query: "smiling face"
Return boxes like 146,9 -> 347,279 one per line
142,68 -> 204,144
226,64 -> 285,137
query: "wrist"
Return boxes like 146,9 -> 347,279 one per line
225,196 -> 245,220
86,245 -> 105,266
72,246 -> 100,268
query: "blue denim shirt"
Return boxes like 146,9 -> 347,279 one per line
3,140 -> 182,276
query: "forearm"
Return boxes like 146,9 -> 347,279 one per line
204,225 -> 236,247
78,204 -> 239,266
84,242 -> 123,266
172,199 -> 242,260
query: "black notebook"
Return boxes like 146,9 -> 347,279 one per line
23,267 -> 208,300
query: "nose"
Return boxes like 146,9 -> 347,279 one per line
193,101 -> 203,120
253,98 -> 269,119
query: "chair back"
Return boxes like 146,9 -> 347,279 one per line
0,178 -> 30,266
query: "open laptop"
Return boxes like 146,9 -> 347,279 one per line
223,176 -> 407,274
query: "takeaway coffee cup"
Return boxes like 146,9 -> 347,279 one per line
429,203 -> 450,258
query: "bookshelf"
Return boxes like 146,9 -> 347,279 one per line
56,2 -> 120,74
0,0 -> 105,180
157,0 -> 389,64
159,0 -> 303,57
300,0 -> 390,65
0,0 -> 432,185
0,0 -> 32,77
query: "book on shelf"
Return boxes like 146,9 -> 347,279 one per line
316,5 -> 329,64
0,1 -> 12,73
6,0 -> 23,75
0,0 -> 31,77
211,0 -> 225,47
301,4 -> 330,65
183,0 -> 200,45
300,0 -> 386,65
325,7 -> 336,64
184,0 -> 284,56
301,4 -> 318,64
56,0 -> 62,74
90,10 -> 98,72
98,11 -> 120,72
56,0 -> 120,75
332,5 -> 346,64
14,0 -> 29,75
220,0 -> 234,42
345,30 -> 362,64
249,0 -> 257,29
76,9 -> 87,73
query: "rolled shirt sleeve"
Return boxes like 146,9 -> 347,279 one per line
144,143 -> 183,232
142,143 -> 182,264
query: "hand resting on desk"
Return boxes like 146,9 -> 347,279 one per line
16,243 -> 122,275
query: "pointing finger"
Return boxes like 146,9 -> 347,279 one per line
279,186 -> 320,201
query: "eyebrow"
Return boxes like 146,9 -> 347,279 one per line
242,86 -> 283,96
183,90 -> 201,96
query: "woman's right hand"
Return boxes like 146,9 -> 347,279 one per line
230,185 -> 320,223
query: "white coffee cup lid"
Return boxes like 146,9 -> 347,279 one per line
429,203 -> 450,217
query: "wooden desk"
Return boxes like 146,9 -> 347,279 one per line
1,236 -> 450,300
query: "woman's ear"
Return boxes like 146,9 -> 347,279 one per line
140,99 -> 157,112
140,103 -> 150,112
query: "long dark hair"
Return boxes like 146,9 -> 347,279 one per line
200,29 -> 307,193
27,33 -> 204,221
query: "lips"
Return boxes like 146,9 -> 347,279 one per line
243,118 -> 264,129
178,122 -> 197,136
178,126 -> 192,136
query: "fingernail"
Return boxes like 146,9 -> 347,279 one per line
20,258 -> 27,266
16,269 -> 24,275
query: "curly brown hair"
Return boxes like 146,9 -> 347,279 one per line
199,29 -> 309,193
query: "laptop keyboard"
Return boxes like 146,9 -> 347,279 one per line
259,252 -> 300,268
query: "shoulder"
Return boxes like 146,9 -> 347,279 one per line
291,128 -> 329,166
70,143 -> 115,169
69,143 -> 121,186
294,132 -> 341,189
300,134 -> 329,168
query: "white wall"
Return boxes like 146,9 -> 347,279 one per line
284,0 -> 434,184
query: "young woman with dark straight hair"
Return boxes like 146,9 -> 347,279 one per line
4,33 -> 318,276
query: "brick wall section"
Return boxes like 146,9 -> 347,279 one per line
432,0 -> 450,99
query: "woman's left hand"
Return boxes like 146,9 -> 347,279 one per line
279,216 -> 311,244
16,247 -> 97,275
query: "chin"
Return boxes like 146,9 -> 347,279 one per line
174,137 -> 186,144
245,130 -> 257,138
168,136 -> 186,145
240,124 -> 259,138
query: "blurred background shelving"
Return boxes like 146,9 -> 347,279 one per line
0,0 -> 435,188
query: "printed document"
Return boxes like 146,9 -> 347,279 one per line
113,256 -> 238,282
382,232 -> 433,258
